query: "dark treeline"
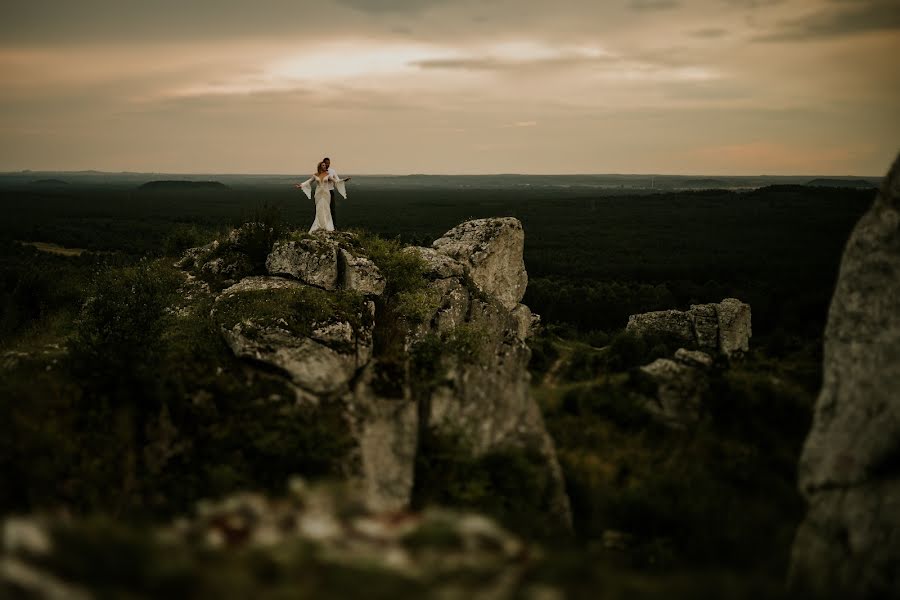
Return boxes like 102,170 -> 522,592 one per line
1,181 -> 872,343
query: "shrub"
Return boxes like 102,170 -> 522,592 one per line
527,335 -> 560,382
162,223 -> 214,257
69,259 -> 182,392
412,428 -> 558,539
603,330 -> 677,372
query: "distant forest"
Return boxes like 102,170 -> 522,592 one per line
1,176 -> 874,348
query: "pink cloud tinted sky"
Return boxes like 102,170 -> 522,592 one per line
1,0 -> 897,175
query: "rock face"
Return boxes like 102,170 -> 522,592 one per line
625,298 -> 751,357
178,219 -> 572,532
266,237 -> 341,290
635,348 -> 713,428
432,217 -> 527,310
789,154 -> 900,598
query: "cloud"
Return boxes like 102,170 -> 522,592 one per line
689,27 -> 728,38
629,0 -> 681,10
721,0 -> 787,7
756,0 -> 900,41
335,0 -> 447,13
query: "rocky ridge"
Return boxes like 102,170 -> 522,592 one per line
174,217 -> 572,529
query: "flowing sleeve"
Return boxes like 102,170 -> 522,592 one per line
331,174 -> 348,199
299,177 -> 313,200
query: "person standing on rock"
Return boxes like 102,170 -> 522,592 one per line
296,161 -> 349,233
322,157 -> 350,228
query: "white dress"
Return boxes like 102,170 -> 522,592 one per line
299,174 -> 348,233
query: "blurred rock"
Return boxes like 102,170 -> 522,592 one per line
789,153 -> 900,598
635,348 -> 713,428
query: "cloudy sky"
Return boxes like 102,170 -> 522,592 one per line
1,0 -> 897,175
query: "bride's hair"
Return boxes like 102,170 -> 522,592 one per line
316,161 -> 327,174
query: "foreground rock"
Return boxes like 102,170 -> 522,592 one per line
2,480 -> 546,600
626,298 -> 751,357
789,154 -> 900,598
179,218 -> 571,532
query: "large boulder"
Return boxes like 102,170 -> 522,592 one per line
432,217 -> 527,310
266,237 -> 340,290
625,298 -> 751,357
212,276 -> 373,397
625,309 -> 694,345
339,249 -> 385,296
789,154 -> 900,598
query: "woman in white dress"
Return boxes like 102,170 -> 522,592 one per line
295,161 -> 349,233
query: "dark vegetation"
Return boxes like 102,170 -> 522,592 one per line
0,174 -> 875,595
137,180 -> 230,191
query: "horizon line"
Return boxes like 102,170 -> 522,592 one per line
0,169 -> 883,179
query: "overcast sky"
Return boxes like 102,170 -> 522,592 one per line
1,0 -> 897,175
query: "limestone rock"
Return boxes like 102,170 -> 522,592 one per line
625,309 -> 695,346
626,298 -> 751,357
266,237 -> 340,290
422,296 -> 572,531
673,347 -> 714,369
182,219 -> 570,534
689,303 -> 719,352
510,303 -> 537,340
636,348 -> 713,428
715,298 -> 752,356
215,275 -> 301,297
402,246 -> 466,279
175,239 -> 219,269
432,217 -> 527,310
349,366 -> 419,512
214,276 -> 372,396
789,154 -> 900,598
339,249 -> 385,296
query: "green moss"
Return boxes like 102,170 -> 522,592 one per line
410,325 -> 487,390
393,288 -> 442,324
355,233 -> 428,300
214,286 -> 371,344
412,428 -> 558,540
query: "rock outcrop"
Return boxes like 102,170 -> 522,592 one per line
626,298 -> 751,357
266,237 -> 341,290
176,218 -> 572,532
634,348 -> 714,428
789,154 -> 900,598
432,217 -> 527,310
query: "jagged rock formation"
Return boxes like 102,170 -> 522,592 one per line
626,298 -> 751,357
176,218 -> 572,531
635,348 -> 714,428
789,154 -> 900,598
